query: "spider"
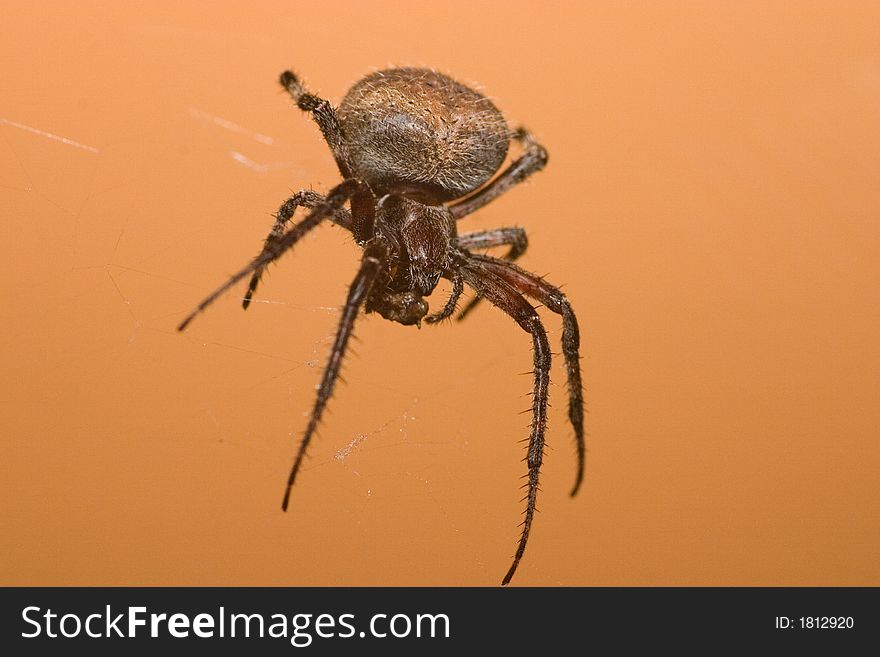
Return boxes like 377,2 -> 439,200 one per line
178,68 -> 585,585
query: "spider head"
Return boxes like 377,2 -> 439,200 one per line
398,201 -> 453,297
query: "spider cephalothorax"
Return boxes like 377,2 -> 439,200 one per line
178,67 -> 585,585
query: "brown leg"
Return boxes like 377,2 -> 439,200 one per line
449,128 -> 547,220
280,70 -> 352,178
243,190 -> 353,309
424,272 -> 465,324
177,178 -> 368,331
455,226 -> 528,320
466,253 -> 585,497
458,258 -> 551,585
282,240 -> 389,510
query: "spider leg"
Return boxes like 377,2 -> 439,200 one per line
282,239 -> 389,510
279,72 -> 376,243
177,179 -> 367,331
455,227 -> 529,320
449,128 -> 547,220
465,253 -> 585,497
458,258 -> 551,586
280,70 -> 352,178
243,190 -> 353,309
457,226 -> 529,261
424,272 -> 464,324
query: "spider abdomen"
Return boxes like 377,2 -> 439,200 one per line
337,68 -> 510,203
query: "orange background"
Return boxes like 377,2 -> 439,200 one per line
2,1 -> 878,586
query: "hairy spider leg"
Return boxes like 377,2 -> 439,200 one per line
455,226 -> 529,320
466,253 -> 585,497
177,179 -> 366,331
458,259 -> 551,586
424,272 -> 464,324
449,127 -> 543,318
243,190 -> 353,309
280,71 -> 376,243
282,240 -> 389,510
280,70 -> 352,178
449,127 -> 548,220
457,226 -> 529,260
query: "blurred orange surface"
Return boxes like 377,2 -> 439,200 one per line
1,1 -> 878,585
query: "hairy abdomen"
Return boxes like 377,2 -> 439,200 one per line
337,68 -> 510,203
